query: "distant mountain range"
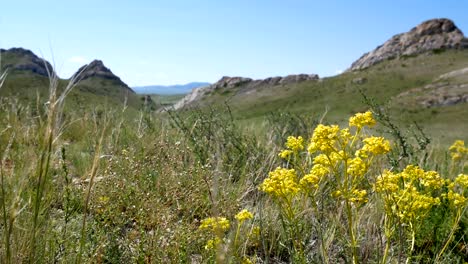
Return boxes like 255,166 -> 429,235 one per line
132,82 -> 210,95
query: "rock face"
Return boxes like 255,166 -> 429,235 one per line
0,47 -> 54,76
350,18 -> 467,71
173,74 -> 319,110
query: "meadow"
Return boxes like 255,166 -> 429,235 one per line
0,70 -> 467,264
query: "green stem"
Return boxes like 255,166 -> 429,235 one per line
435,209 -> 462,262
405,223 -> 415,264
233,222 -> 242,252
1,166 -> 10,264
346,200 -> 359,264
381,215 -> 392,264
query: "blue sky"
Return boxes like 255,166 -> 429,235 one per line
1,0 -> 467,86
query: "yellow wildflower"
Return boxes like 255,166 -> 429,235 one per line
449,140 -> 468,161
199,217 -> 230,232
347,157 -> 368,177
204,237 -> 221,250
349,111 -> 376,129
300,173 -> 320,190
375,165 -> 442,223
362,136 -> 391,155
259,167 -> 300,199
349,189 -> 368,204
235,209 -> 254,222
419,170 -> 444,189
241,257 -> 253,264
285,136 -> 304,152
446,190 -> 467,208
455,174 -> 468,188
278,149 -> 293,159
308,124 -> 340,153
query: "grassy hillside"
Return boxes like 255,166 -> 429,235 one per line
184,50 -> 468,144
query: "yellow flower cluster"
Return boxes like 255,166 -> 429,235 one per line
449,140 -> 468,161
349,111 -> 376,129
455,174 -> 468,188
199,217 -> 231,232
235,209 -> 254,222
446,190 -> 466,208
259,167 -> 299,199
443,174 -> 468,208
266,112 -> 390,207
375,165 -> 443,222
347,157 -> 368,177
349,189 -> 368,203
285,136 -> 304,152
300,172 -> 320,189
362,137 -> 391,155
278,136 -> 304,159
204,237 -> 221,250
307,124 -> 341,153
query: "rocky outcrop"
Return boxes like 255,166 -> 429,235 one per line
173,74 -> 319,109
350,18 -> 466,71
418,83 -> 468,107
75,60 -> 134,93
396,66 -> 468,108
0,47 -> 54,76
77,60 -> 120,82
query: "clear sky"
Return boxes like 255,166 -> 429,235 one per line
1,0 -> 467,86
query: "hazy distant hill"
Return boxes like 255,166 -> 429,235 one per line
132,82 -> 210,94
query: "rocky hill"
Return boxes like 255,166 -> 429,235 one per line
0,48 -> 140,109
75,59 -> 135,93
0,48 -> 54,76
349,18 -> 468,70
173,74 -> 319,109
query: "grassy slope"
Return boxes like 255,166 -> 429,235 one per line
191,50 -> 468,144
0,72 -> 143,114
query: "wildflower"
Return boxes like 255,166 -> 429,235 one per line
446,190 -> 467,208
449,140 -> 468,161
349,111 -> 376,129
349,189 -> 368,204
285,136 -> 304,152
300,172 -> 320,190
199,217 -> 230,232
419,170 -> 444,189
204,237 -> 221,250
375,165 -> 442,223
278,149 -> 293,159
241,257 -> 253,264
98,196 -> 110,204
259,167 -> 299,199
362,136 -> 391,155
375,170 -> 399,193
250,226 -> 260,237
235,209 -> 254,222
347,157 -> 368,177
339,128 -> 352,145
308,124 -> 341,153
455,174 -> 468,188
